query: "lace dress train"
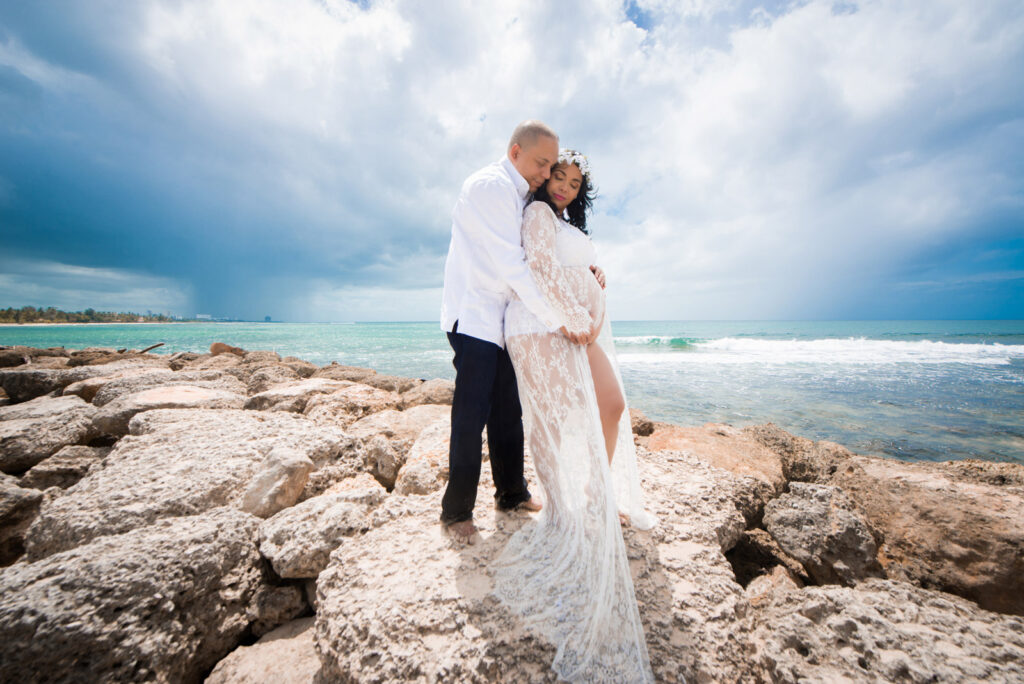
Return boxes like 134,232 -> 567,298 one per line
492,201 -> 656,683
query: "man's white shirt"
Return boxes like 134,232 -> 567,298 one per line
440,157 -> 561,348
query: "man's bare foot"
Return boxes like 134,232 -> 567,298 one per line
445,519 -> 477,544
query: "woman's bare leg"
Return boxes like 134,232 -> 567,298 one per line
587,342 -> 625,465
588,342 -> 629,525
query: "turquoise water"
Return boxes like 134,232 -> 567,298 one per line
2,320 -> 1023,464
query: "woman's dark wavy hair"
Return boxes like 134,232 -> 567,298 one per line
533,162 -> 597,234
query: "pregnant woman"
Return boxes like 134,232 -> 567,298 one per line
492,150 -> 658,683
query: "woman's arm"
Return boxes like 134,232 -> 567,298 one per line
521,202 -> 593,338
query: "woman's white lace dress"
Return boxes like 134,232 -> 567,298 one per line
493,200 -> 657,683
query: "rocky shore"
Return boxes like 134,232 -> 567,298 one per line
1,343 -> 1022,683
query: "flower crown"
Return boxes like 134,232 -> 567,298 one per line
558,148 -> 593,186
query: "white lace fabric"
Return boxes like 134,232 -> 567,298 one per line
492,201 -> 657,683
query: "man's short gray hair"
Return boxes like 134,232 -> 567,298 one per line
508,120 -> 558,152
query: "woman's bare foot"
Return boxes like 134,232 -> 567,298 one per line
445,519 -> 477,544
618,512 -> 630,526
517,496 -> 542,512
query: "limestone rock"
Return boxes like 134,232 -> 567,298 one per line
744,565 -> 802,607
312,362 -> 377,383
0,508 -> 264,684
0,358 -> 170,403
281,357 -> 318,378
167,351 -> 201,370
315,448 -> 755,683
247,584 -> 308,638
0,478 -> 42,565
747,578 -> 1024,683
743,422 -> 853,483
19,445 -> 110,490
727,528 -> 810,588
829,455 -> 1024,615
91,369 -> 246,407
240,447 -> 315,518
258,487 -> 384,579
24,408 -> 351,559
361,373 -> 422,393
0,395 -> 98,474
322,471 -> 387,502
764,482 -> 884,586
401,378 -> 454,408
302,382 -> 402,428
210,342 -> 246,356
244,378 -> 351,413
245,364 -> 301,394
0,387 -> 8,407
393,417 -> 451,496
206,618 -> 322,684
181,352 -> 244,372
629,408 -> 655,436
647,422 -> 785,524
61,365 -> 157,402
93,385 -> 247,437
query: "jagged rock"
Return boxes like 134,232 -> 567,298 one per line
0,478 -> 42,565
0,350 -> 29,368
281,357 -> 318,378
91,369 -> 246,407
629,408 -> 654,436
361,373 -> 422,393
764,482 -> 884,586
727,528 -> 810,588
210,342 -> 246,356
0,387 -> 8,407
19,445 -> 110,490
62,365 -> 159,402
167,351 -> 202,370
393,417 -> 451,495
0,395 -> 99,474
247,584 -> 308,638
0,508 -> 264,684
24,408 -> 351,560
829,455 -> 1024,615
322,471 -> 387,502
245,364 -> 301,394
315,447 -> 756,682
0,358 -> 169,404
181,352 -> 244,372
743,423 -> 854,483
240,447 -> 315,518
206,618 -> 322,684
244,378 -> 351,413
259,485 -> 385,579
93,385 -> 247,437
312,363 -> 377,383
303,383 -> 402,428
744,565 -> 802,607
747,578 -> 1024,682
401,378 -> 454,408
647,422 -> 785,524
347,404 -> 451,444
67,349 -> 161,367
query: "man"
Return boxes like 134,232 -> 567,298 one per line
439,120 -> 598,544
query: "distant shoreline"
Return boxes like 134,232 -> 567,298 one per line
0,321 -> 236,327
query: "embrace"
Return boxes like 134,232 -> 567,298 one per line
439,120 -> 658,682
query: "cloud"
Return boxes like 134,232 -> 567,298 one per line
0,0 -> 1021,321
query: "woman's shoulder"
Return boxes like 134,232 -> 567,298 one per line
525,199 -> 557,218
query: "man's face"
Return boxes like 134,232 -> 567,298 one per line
509,135 -> 559,192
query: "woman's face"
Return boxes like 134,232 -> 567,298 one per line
546,162 -> 583,213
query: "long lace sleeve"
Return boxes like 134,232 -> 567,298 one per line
521,201 -> 592,336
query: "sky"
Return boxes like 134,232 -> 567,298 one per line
0,0 -> 1022,322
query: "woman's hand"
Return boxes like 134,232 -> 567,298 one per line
590,265 -> 606,289
560,322 -> 600,345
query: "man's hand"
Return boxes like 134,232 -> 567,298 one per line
590,265 -> 606,289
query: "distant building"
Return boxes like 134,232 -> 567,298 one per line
196,314 -> 212,320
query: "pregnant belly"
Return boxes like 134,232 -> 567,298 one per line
564,267 -> 605,328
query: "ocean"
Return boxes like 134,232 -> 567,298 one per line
2,320 -> 1022,465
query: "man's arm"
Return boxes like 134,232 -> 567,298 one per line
457,179 -> 567,331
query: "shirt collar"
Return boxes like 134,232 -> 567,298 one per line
500,156 -> 530,201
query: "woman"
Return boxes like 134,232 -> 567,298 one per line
492,150 -> 657,683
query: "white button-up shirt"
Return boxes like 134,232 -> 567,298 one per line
440,156 -> 561,348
